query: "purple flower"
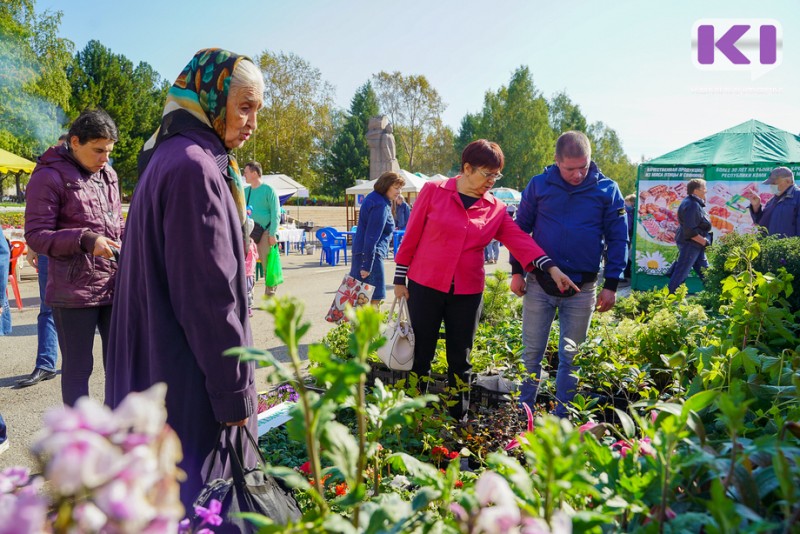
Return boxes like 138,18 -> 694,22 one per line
178,518 -> 192,533
0,467 -> 31,494
0,490 -> 49,533
195,498 -> 223,527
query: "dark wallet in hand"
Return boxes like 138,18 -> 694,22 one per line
533,269 -> 577,298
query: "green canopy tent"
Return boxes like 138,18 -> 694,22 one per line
632,119 -> 800,292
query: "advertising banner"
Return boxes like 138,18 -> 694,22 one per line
632,165 -> 795,279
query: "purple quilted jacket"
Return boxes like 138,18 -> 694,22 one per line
24,145 -> 124,307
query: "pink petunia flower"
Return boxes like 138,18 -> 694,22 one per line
505,403 -> 535,451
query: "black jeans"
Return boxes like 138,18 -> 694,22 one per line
52,305 -> 113,406
406,279 -> 483,393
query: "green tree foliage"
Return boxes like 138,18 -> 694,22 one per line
456,67 -> 554,190
454,113 -> 481,161
587,121 -> 637,195
372,71 -> 445,171
414,118 -> 458,176
68,40 -> 168,195
0,0 -> 72,161
548,90 -> 588,134
252,50 -> 336,193
323,81 -> 379,196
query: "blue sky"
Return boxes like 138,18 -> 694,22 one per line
38,0 -> 799,163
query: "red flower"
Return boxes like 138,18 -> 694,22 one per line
335,483 -> 348,496
454,480 -> 463,489
431,445 -> 449,458
448,450 -> 459,460
298,461 -> 311,475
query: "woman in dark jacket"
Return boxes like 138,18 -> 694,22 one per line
350,171 -> 405,304
24,109 -> 122,406
667,178 -> 711,293
105,48 -> 262,511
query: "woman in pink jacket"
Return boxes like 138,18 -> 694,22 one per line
393,140 -> 577,419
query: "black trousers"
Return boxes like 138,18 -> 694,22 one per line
407,279 -> 483,392
52,305 -> 113,406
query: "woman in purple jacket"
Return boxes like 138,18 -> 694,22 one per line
25,109 -> 122,406
105,49 -> 263,511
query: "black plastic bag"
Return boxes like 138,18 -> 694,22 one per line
192,425 -> 301,533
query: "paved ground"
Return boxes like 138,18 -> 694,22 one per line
0,240 -> 508,472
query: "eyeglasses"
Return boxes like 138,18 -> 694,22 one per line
477,169 -> 503,181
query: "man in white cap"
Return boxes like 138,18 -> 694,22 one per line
743,166 -> 800,237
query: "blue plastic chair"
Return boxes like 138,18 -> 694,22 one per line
326,228 -> 348,264
316,228 -> 347,266
393,229 -> 405,257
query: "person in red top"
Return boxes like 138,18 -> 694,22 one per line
393,140 -> 577,419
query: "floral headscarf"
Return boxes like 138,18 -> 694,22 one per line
140,48 -> 251,238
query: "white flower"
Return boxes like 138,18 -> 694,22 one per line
521,511 -> 573,534
41,430 -> 125,494
73,502 -> 107,531
389,475 -> 410,489
636,251 -> 669,275
113,383 -> 169,440
475,471 -> 517,508
474,472 -> 521,534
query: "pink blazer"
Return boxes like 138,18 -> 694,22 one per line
395,177 -> 546,294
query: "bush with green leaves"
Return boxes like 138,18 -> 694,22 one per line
480,270 -> 521,325
225,258 -> 800,533
701,231 -> 800,312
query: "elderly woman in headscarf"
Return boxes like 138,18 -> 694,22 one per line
105,49 -> 263,510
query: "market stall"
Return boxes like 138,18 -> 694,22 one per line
632,120 -> 800,291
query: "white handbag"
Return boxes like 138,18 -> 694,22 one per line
377,297 -> 415,371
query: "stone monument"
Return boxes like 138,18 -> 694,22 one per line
366,115 -> 400,180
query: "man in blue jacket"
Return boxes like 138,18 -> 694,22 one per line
744,166 -> 800,238
510,131 -> 628,417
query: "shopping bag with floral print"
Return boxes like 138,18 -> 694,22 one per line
324,275 -> 374,323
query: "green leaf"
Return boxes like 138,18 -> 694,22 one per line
232,512 -> 275,528
321,421 -> 360,482
486,453 -> 534,496
263,465 -> 311,492
386,452 -> 445,487
321,513 -> 359,534
411,486 -> 441,511
614,408 -> 635,438
683,390 -> 718,415
382,394 -> 438,427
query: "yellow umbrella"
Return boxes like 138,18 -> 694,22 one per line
0,148 -> 35,174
